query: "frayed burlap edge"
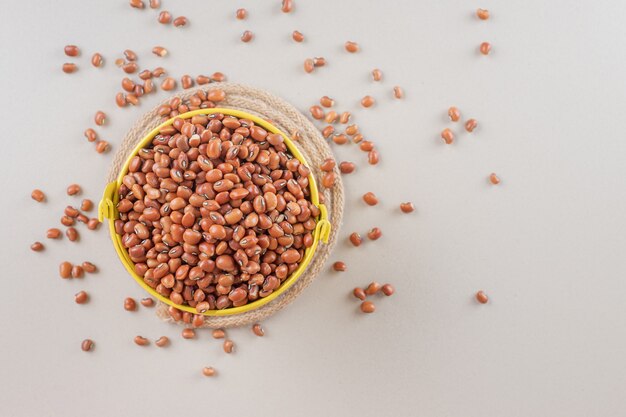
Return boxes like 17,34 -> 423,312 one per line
107,82 -> 344,328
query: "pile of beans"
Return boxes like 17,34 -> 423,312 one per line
114,104 -> 319,313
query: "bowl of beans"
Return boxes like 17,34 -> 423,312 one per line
99,108 -> 331,316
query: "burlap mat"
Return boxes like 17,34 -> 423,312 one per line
107,82 -> 344,328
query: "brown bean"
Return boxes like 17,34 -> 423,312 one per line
158,10 -> 172,23
124,297 -> 137,311
62,63 -> 77,73
345,41 -> 359,53
71,265 -> 84,278
181,75 -> 194,89
476,290 -> 489,304
367,227 -> 382,240
476,8 -> 490,20
182,328 -> 196,339
365,282 -> 381,295
333,261 -> 346,272
95,140 -> 110,154
31,242 -> 44,252
66,227 -> 79,241
360,301 -> 375,313
309,105 -> 324,120
322,172 -> 335,188
236,8 -> 247,19
241,30 -> 254,42
155,336 -> 169,347
64,45 -> 79,57
123,49 -> 137,62
84,128 -> 97,142
140,297 -> 154,307
313,57 -> 326,67
441,128 -> 454,145
349,232 -> 362,247
173,16 -> 188,27
129,0 -> 144,8
161,77 -> 176,91
134,336 -> 150,346
223,339 -> 234,353
47,228 -> 62,239
75,291 -> 89,304
150,0 -> 160,8
202,367 -> 216,377
80,199 -> 93,212
382,284 -> 395,296
116,93 -> 126,107
362,192 -> 378,206
372,68 -> 382,81
304,58 -> 315,73
292,30 -> 304,42
368,150 -> 379,165
448,106 -> 461,122
81,339 -> 94,352
252,323 -> 264,337
353,287 -> 366,300
152,46 -> 168,57
59,261 -> 72,278
87,218 -> 101,230
82,262 -> 97,273
207,89 -> 226,101
489,173 -> 500,185
393,86 -> 404,99
31,189 -> 45,202
91,53 -> 103,67
320,158 -> 335,172
320,96 -> 334,108
465,118 -> 478,132
67,184 -> 81,196
94,110 -> 106,126
115,58 -> 125,67
400,202 -> 415,213
281,0 -> 293,13
480,42 -> 491,55
122,62 -> 138,74
339,161 -> 355,174
361,96 -> 375,108
322,125 -> 334,138
212,329 -> 225,339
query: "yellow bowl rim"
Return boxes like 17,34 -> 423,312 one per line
99,107 -> 330,316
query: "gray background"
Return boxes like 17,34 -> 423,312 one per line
1,0 -> 626,416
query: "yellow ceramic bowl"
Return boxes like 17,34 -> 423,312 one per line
99,108 -> 331,316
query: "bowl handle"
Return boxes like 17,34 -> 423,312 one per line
315,204 -> 332,244
98,181 -> 118,222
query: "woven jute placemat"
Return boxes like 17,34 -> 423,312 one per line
107,82 -> 344,328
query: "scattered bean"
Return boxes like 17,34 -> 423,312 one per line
212,329 -> 225,339
173,16 -> 188,27
47,228 -> 62,239
304,58 -> 315,73
241,30 -> 254,42
489,173 -> 500,185
149,0 -> 160,8
465,118 -> 478,132
448,106 -> 460,122
182,328 -> 196,339
313,57 -> 326,67
96,140 -> 110,153
84,128 -> 97,142
192,314 -> 204,327
94,111 -> 106,126
155,336 -> 169,347
71,265 -> 84,278
400,202 -> 415,213
123,49 -> 137,61
64,45 -> 80,57
281,0 -> 293,13
82,262 -> 97,273
75,291 -> 89,304
322,125 -> 334,138
80,199 -> 93,212
367,227 -> 382,240
152,46 -> 168,57
339,161 -> 355,174
332,261 -> 346,272
59,262 -> 72,278
349,232 -> 362,247
67,184 -> 81,196
31,242 -> 44,252
333,134 -> 348,145
158,10 -> 172,24
346,124 -> 360,136
361,96 -> 375,108
91,53 -> 103,67
161,77 -> 176,91
325,111 -> 338,124
322,172 -> 336,188
360,301 -> 376,313
87,218 -> 101,229
339,112 -> 351,124
202,367 -> 216,377
480,42 -> 491,55
115,58 -> 125,67
122,62 -> 138,74
124,297 -> 137,311
382,284 -> 395,296
81,339 -> 94,351
31,189 -> 45,202
476,8 -> 490,20
129,0 -> 144,8
140,297 -> 154,307
476,291 -> 489,304
62,63 -> 77,74
252,323 -> 264,337
223,339 -> 235,353
353,287 -> 366,300
365,282 -> 381,295
66,227 -> 79,242
320,96 -> 334,107
441,128 -> 454,144
320,158 -> 336,172
345,41 -> 359,53
362,192 -> 378,206
309,105 -> 324,119
368,150 -> 380,165
393,86 -> 404,99
181,75 -> 194,89
292,30 -> 304,42
236,8 -> 247,19
134,336 -> 149,346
